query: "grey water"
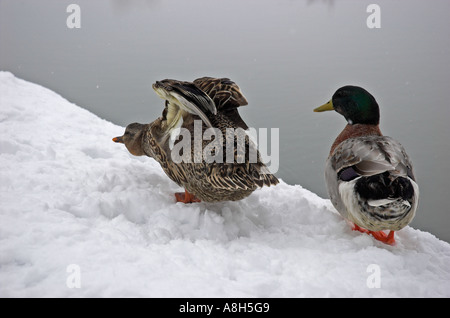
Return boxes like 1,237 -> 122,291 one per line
1,0 -> 449,243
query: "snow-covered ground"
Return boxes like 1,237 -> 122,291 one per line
0,71 -> 449,297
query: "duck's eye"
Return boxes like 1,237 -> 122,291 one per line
337,91 -> 348,98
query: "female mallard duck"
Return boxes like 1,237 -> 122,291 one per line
314,86 -> 419,245
113,77 -> 279,203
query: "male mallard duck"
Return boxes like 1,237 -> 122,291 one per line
113,77 -> 279,203
314,86 -> 419,245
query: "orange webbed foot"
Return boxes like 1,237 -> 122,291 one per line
352,223 -> 396,245
175,190 -> 201,204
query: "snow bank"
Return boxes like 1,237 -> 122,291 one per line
0,71 -> 449,297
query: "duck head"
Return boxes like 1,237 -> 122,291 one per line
314,86 -> 380,125
112,123 -> 147,156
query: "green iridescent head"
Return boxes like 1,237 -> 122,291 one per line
314,86 -> 380,125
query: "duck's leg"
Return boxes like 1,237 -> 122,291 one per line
352,223 -> 369,234
175,189 -> 201,203
368,230 -> 396,245
352,223 -> 396,245
382,230 -> 395,245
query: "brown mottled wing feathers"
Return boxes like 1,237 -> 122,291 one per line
193,77 -> 248,110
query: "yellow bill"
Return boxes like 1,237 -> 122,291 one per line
314,100 -> 334,112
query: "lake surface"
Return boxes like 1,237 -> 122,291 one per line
1,0 -> 449,242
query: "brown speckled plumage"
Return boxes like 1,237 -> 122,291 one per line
114,77 -> 278,202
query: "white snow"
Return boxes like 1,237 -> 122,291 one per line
0,71 -> 449,298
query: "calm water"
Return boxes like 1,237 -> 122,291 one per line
1,0 -> 449,242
